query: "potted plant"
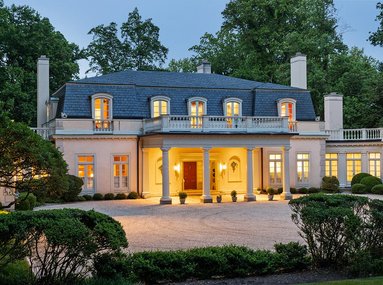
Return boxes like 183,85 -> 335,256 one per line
178,191 -> 187,204
216,192 -> 222,203
256,188 -> 262,195
267,187 -> 275,201
231,190 -> 237,202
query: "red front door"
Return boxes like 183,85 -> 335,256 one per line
183,162 -> 197,189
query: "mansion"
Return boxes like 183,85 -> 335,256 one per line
4,54 -> 382,205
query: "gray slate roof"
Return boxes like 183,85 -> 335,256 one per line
55,70 -> 316,120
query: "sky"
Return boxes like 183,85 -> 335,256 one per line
4,0 -> 382,78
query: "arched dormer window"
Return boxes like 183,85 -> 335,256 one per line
92,94 -> 113,131
188,97 -> 207,128
277,98 -> 296,122
223,98 -> 242,117
151,96 -> 170,118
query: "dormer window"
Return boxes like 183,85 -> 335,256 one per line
92,94 -> 113,131
188,97 -> 207,128
224,98 -> 242,117
277,98 -> 296,122
151,96 -> 170,118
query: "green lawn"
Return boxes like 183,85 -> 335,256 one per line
303,276 -> 383,285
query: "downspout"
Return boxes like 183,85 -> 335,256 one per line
260,148 -> 264,191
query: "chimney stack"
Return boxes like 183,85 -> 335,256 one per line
37,56 -> 49,127
197,60 -> 211,74
324,92 -> 343,130
290,52 -> 307,89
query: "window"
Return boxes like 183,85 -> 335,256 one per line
325,153 -> 338,177
77,155 -> 95,192
113,155 -> 129,189
92,94 -> 113,130
224,98 -> 242,117
297,153 -> 310,183
269,154 -> 282,184
151,96 -> 170,118
188,97 -> 207,128
369,153 -> 381,178
346,153 -> 362,183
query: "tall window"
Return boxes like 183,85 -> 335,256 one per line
113,155 -> 129,189
325,153 -> 338,177
346,153 -> 362,183
78,155 -> 95,192
278,99 -> 296,121
151,96 -> 170,118
92,94 -> 113,130
269,154 -> 282,184
369,153 -> 381,178
188,97 -> 207,128
297,153 -> 310,183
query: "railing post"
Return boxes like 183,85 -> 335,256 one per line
161,115 -> 169,132
362,128 -> 367,140
282,117 -> 289,130
202,116 -> 209,131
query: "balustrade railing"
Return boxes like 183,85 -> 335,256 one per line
93,120 -> 113,133
325,128 -> 383,141
31,128 -> 53,140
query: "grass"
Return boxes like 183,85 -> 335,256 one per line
303,276 -> 383,285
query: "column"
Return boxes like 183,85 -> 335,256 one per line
361,152 -> 368,174
245,147 -> 256,202
201,147 -> 212,203
142,149 -> 150,198
160,147 -> 172,204
338,152 -> 347,188
280,146 -> 292,200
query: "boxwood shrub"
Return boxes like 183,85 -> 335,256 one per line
115,193 -> 127,200
298,187 -> 308,194
351,173 -> 371,186
320,176 -> 339,193
15,192 -> 37,211
360,176 -> 382,192
83,194 -> 93,201
351,183 -> 367,194
371,184 -> 383,195
104,193 -> 115,200
290,188 -> 297,194
127,192 -> 138,199
308,187 -> 320,194
93,193 -> 104,201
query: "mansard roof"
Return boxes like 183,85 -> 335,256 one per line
54,70 -> 316,120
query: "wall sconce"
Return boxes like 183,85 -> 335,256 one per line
219,162 -> 227,177
174,163 -> 180,178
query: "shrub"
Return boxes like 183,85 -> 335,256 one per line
352,183 -> 367,194
298,187 -> 308,194
351,173 -> 372,186
360,176 -> 382,192
115,193 -> 127,200
308,187 -> 320,194
274,242 -> 310,272
0,259 -> 31,285
93,251 -> 132,280
371,184 -> 383,195
127,192 -> 138,199
267,187 -> 274,195
77,196 -> 86,202
0,209 -> 128,284
93,193 -> 104,201
83,194 -> 93,201
15,192 -> 37,211
62,174 -> 83,202
290,188 -> 297,194
347,251 -> 383,277
277,187 -> 283,194
104,193 -> 115,200
178,191 -> 187,199
320,176 -> 339,193
231,190 -> 237,197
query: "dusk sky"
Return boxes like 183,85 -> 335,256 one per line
4,0 -> 382,78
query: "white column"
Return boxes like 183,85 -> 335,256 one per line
201,147 -> 212,203
362,152 -> 368,173
142,149 -> 150,198
160,147 -> 172,204
245,147 -> 256,202
281,146 -> 292,200
338,152 -> 347,188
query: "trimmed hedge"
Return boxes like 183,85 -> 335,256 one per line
93,193 -> 104,201
127,192 -> 138,199
351,173 -> 372,186
321,176 -> 339,193
0,259 -> 31,285
308,187 -> 320,194
104,193 -> 115,200
62,175 -> 83,202
352,183 -> 367,194
298,187 -> 308,194
115,193 -> 127,200
290,188 -> 297,194
360,176 -> 382,192
83,194 -> 93,201
15,192 -> 37,211
371,184 -> 383,195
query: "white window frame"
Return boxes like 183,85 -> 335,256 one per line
91,93 -> 113,120
150,96 -> 170,118
76,154 -> 96,194
368,152 -> 381,178
269,153 -> 283,185
325,153 -> 338,178
277,98 -> 296,121
188,97 -> 207,116
346,153 -> 362,183
111,154 -> 130,192
223,98 -> 242,116
296,152 -> 310,184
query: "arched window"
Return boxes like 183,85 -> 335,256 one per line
92,94 -> 113,131
224,98 -> 242,117
151,96 -> 170,118
277,98 -> 296,122
188,97 -> 207,128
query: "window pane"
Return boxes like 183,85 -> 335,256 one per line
226,103 -> 232,117
233,102 -> 239,115
281,103 -> 286,117
95,99 -> 101,120
78,165 -> 85,177
198,102 -> 204,116
103,98 -> 109,119
153,101 -> 159,117
161,101 -> 168,115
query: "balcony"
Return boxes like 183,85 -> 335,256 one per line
143,115 -> 292,134
93,120 -> 113,133
325,128 -> 383,141
31,127 -> 54,140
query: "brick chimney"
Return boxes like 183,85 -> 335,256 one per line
37,56 -> 49,127
197,60 -> 211,74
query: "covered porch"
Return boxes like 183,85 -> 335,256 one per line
140,134 -> 293,204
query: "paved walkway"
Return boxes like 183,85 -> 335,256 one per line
37,193 -> 383,252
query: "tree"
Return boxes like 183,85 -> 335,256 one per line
0,113 -> 68,209
167,58 -> 197,73
0,1 -> 80,126
369,2 -> 383,46
85,7 -> 168,75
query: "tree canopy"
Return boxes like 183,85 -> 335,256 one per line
369,2 -> 383,47
0,0 -> 80,126
84,7 -> 168,75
